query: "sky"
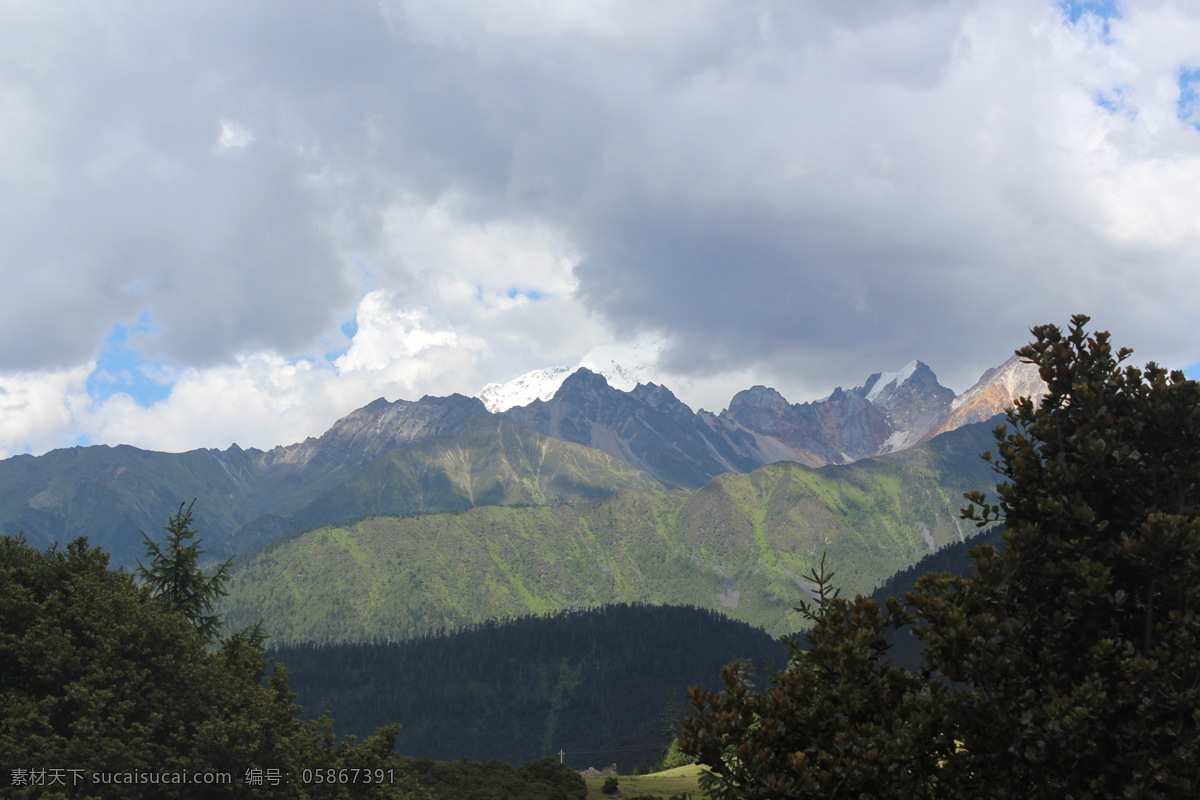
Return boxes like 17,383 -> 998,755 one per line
2,0 -> 1200,458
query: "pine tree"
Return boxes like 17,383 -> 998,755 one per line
136,499 -> 233,642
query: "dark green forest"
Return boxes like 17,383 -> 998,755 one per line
0,530 -> 591,800
272,603 -> 786,770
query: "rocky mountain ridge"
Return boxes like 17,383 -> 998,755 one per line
497,356 -> 1043,488
0,352 -> 1044,565
923,355 -> 1046,440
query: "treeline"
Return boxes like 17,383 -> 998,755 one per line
271,603 -> 787,770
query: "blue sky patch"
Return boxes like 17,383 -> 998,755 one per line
1177,68 -> 1200,130
86,314 -> 175,407
1093,86 -> 1129,115
320,316 -> 360,362
506,287 -> 545,302
1059,0 -> 1120,25
1060,0 -> 1119,43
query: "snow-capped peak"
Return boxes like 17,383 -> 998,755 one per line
865,360 -> 919,403
478,339 -> 666,412
478,365 -> 575,412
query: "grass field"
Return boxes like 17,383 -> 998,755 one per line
582,764 -> 709,799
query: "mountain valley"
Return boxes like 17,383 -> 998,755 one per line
1,348 -> 1046,771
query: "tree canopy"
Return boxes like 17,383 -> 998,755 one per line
682,315 -> 1200,798
0,527 -> 432,799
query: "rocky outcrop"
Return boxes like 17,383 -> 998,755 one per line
718,361 -> 954,464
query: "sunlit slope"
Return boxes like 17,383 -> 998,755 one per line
0,414 -> 660,567
257,414 -> 664,535
222,420 -> 1000,642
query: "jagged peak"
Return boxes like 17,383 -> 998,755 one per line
864,360 -> 920,403
729,385 -> 790,413
629,381 -> 687,411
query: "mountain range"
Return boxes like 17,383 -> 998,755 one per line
500,354 -> 1040,488
0,353 -> 1042,570
220,418 -> 1002,643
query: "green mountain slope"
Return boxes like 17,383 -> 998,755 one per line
0,415 -> 660,567
222,421 -> 1001,642
0,444 -> 266,566
233,415 -> 663,547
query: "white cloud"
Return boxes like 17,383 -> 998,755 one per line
0,366 -> 92,457
79,291 -> 494,454
217,120 -> 255,151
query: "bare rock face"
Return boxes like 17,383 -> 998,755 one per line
721,361 -> 953,464
923,355 -> 1046,440
502,368 -> 764,489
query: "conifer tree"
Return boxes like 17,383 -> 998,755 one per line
136,499 -> 232,641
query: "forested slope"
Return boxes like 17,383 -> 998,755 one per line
272,604 -> 786,770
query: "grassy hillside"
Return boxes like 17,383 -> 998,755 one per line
222,421 -> 1001,642
231,415 -> 664,551
582,765 -> 709,799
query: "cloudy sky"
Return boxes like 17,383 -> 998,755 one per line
2,0 -> 1199,457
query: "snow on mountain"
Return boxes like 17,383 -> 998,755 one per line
477,365 -> 576,413
478,339 -> 665,412
864,360 -> 920,403
578,340 -> 664,392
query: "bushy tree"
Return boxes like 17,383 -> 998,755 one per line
682,316 -> 1200,798
681,556 -> 951,799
